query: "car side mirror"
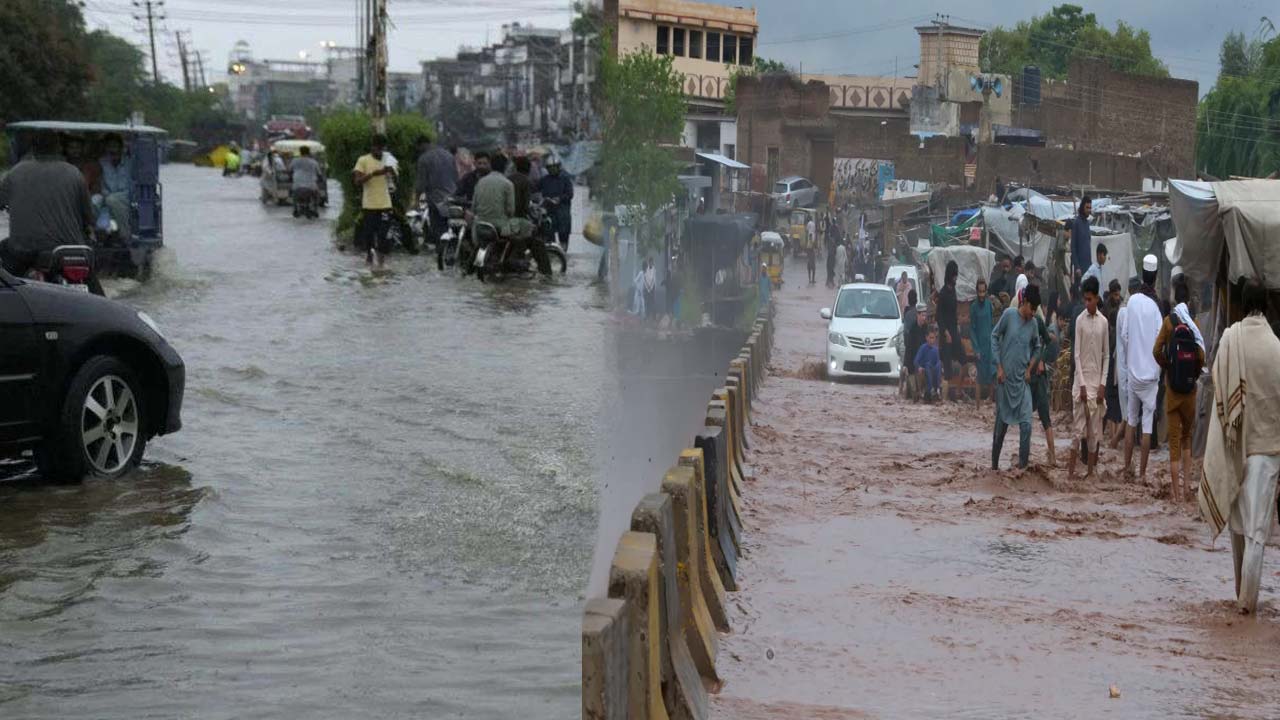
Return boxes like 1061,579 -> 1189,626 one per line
820,308 -> 832,320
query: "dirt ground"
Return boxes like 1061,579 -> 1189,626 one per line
711,263 -> 1280,719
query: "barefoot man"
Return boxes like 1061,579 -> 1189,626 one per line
1201,281 -> 1280,614
1068,276 -> 1109,479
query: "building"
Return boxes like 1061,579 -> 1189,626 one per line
735,22 -> 1199,201
422,22 -> 590,145
602,0 -> 759,158
227,57 -> 330,122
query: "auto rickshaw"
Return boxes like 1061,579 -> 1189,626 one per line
261,139 -> 328,207
761,231 -> 785,289
4,121 -> 167,279
788,207 -> 815,257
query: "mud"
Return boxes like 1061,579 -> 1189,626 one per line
712,265 -> 1280,719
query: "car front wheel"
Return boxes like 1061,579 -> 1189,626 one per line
37,356 -> 147,483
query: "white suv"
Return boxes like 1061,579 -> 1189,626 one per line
772,176 -> 818,211
820,283 -> 904,380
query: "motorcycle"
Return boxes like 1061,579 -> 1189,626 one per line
292,188 -> 320,219
2,242 -> 104,295
471,221 -> 568,282
353,209 -> 419,257
436,200 -> 470,272
529,196 -> 569,275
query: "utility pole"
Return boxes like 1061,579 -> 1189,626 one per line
133,0 -> 165,85
175,30 -> 191,92
370,0 -> 389,131
195,51 -> 208,90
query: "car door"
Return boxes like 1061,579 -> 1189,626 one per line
0,275 -> 41,443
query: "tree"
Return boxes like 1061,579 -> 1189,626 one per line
83,30 -> 148,123
0,0 -> 93,123
1197,25 -> 1280,178
595,45 -> 684,253
980,4 -> 1168,79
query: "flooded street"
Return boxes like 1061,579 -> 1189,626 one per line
0,165 -> 740,718
712,262 -> 1280,719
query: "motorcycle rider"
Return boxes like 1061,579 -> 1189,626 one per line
290,145 -> 323,218
473,152 -> 550,277
536,156 -> 574,252
413,135 -> 457,245
0,132 -> 95,278
353,133 -> 397,269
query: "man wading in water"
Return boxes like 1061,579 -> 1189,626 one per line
992,284 -> 1042,470
1201,281 -> 1280,613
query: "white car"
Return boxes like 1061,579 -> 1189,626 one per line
820,283 -> 904,380
772,176 -> 818,211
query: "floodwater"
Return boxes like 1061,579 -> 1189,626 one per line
0,165 -> 741,718
712,261 -> 1280,719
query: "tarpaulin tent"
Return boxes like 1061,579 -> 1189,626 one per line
924,245 -> 997,302
1089,231 -> 1136,298
1170,179 -> 1280,289
930,212 -> 981,246
983,204 -> 1057,268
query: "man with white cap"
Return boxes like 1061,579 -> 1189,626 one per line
1122,254 -> 1165,480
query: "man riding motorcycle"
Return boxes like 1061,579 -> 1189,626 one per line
472,152 -> 550,277
290,145 -> 323,218
536,156 -> 573,251
413,135 -> 457,246
0,132 -> 96,280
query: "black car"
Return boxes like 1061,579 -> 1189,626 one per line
0,268 -> 183,482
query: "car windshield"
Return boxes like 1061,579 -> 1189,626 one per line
773,182 -> 788,193
835,288 -> 900,319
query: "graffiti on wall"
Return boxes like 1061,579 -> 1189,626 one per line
833,158 -> 895,206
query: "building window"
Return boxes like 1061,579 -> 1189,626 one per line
656,25 -> 669,55
723,34 -> 737,65
724,143 -> 735,160
689,30 -> 703,59
706,32 -> 720,62
739,36 -> 754,66
673,27 -> 685,57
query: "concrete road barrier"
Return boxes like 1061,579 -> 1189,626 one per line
607,531 -> 669,720
706,403 -> 744,534
694,427 -> 738,591
708,395 -> 745,499
730,358 -> 751,415
582,597 -> 629,720
677,449 -> 730,631
661,465 -> 721,683
720,384 -> 750,477
631,494 -> 709,720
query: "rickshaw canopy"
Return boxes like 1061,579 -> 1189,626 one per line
761,231 -> 785,248
6,120 -> 168,136
271,139 -> 325,158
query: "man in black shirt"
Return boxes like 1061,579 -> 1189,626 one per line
0,132 -> 94,276
936,260 -> 963,388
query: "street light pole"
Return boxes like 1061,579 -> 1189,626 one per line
371,0 -> 389,132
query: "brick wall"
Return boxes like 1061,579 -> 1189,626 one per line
975,143 -> 1144,193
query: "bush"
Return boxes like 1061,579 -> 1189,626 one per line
319,110 -> 435,238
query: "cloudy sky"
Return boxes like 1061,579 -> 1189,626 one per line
84,0 -> 1268,93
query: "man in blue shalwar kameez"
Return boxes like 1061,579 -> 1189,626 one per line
970,279 -> 996,409
992,284 -> 1042,470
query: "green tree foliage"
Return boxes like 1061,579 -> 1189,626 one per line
595,45 -> 684,251
0,0 -> 93,123
319,110 -> 435,237
1196,25 -> 1280,178
0,1 -> 234,139
979,4 -> 1168,79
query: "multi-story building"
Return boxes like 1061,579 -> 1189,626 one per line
602,0 -> 759,158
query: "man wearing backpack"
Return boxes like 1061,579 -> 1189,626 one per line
1153,279 -> 1205,502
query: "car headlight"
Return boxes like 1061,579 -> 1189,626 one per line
828,331 -> 847,347
137,311 -> 164,340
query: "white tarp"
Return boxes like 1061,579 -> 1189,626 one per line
1090,231 -> 1136,298
1168,179 -> 1219,284
983,204 -> 1056,268
924,245 -> 997,302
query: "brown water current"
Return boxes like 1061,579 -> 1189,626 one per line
712,262 -> 1280,719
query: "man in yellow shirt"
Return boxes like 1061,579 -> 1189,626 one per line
353,134 -> 396,269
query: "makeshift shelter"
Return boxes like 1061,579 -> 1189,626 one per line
923,245 -> 997,302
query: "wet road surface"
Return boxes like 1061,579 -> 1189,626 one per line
712,261 -> 1280,719
0,165 -> 741,718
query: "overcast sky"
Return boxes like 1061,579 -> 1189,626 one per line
84,0 -> 1267,94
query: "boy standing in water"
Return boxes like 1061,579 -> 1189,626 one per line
1069,276 -> 1109,479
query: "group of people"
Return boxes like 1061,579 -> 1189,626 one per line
350,133 -> 573,273
0,132 -> 132,278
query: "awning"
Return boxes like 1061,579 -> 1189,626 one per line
696,152 -> 749,170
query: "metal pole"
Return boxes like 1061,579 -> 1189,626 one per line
175,31 -> 190,92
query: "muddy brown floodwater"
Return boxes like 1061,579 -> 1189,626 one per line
712,261 -> 1280,719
